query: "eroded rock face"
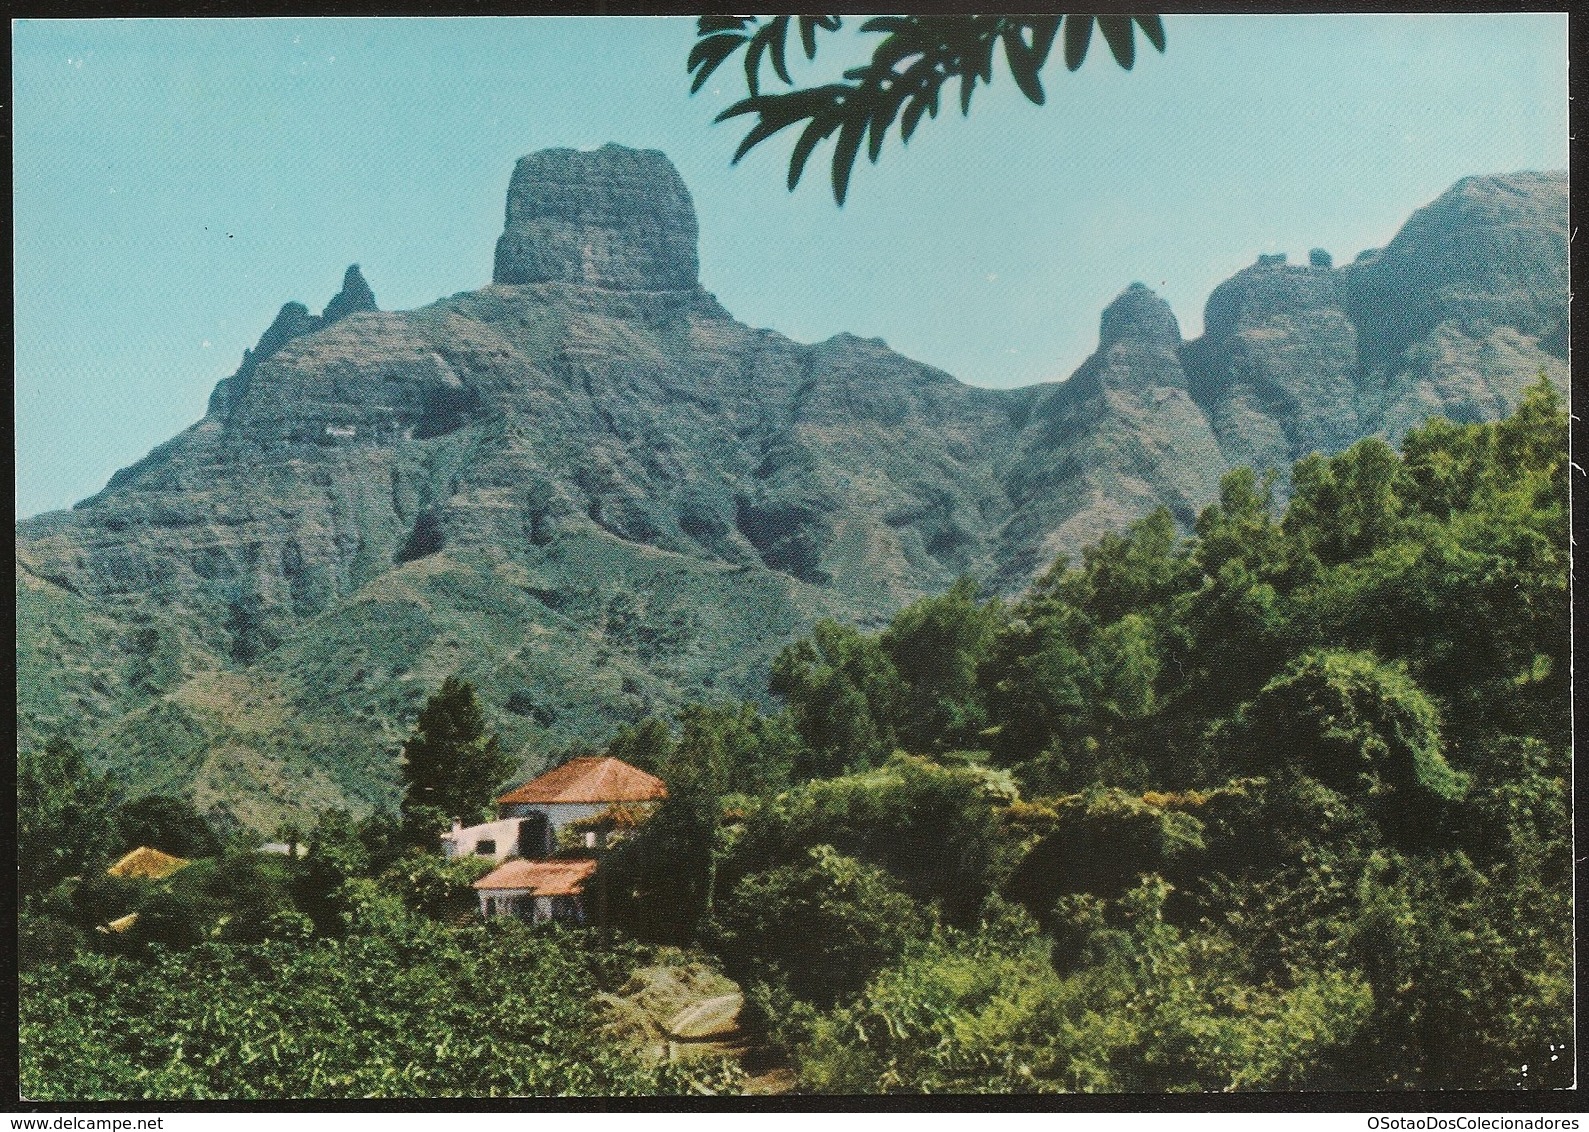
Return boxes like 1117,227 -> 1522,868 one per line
322,264 -> 378,324
493,145 -> 699,291
15,154 -> 1568,827
1184,257 -> 1361,471
1345,171 -> 1568,372
1099,282 -> 1182,353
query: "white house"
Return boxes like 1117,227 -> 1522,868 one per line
441,755 -> 667,864
472,857 -> 597,924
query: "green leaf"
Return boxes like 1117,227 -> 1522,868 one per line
1134,14 -> 1167,54
832,117 -> 865,205
688,34 -> 747,94
768,16 -> 792,85
1028,16 -> 1061,67
1003,29 -> 1045,106
789,116 -> 840,190
900,95 -> 929,144
1063,14 -> 1093,71
729,111 -> 799,164
744,30 -> 768,97
1098,16 -> 1136,70
859,16 -> 913,36
697,16 -> 752,36
866,87 -> 906,162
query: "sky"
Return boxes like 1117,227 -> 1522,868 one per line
13,14 -> 1569,519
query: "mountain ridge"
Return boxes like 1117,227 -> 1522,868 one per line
16,147 -> 1566,832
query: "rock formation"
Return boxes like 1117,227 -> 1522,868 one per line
493,145 -> 699,291
16,147 -> 1567,828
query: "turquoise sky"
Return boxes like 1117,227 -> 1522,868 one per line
13,15 -> 1569,519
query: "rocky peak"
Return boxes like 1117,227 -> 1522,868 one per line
322,264 -> 378,324
1201,257 -> 1344,344
1098,283 -> 1181,350
207,266 -> 379,420
1343,170 -> 1568,370
255,302 -> 319,362
493,144 -> 700,291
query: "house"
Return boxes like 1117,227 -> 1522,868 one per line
257,841 -> 307,857
472,857 -> 597,924
107,846 -> 190,881
441,756 -> 667,864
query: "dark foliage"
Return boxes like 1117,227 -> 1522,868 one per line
398,676 -> 513,842
691,15 -> 1165,204
115,794 -> 223,860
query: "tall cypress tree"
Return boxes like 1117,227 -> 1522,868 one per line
399,677 -> 513,843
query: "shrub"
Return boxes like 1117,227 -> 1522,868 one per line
708,844 -> 930,1009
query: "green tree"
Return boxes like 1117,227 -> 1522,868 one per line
1284,437 -> 1406,567
770,619 -> 905,778
690,15 -> 1165,204
598,769 -> 723,946
880,576 -> 1003,751
18,737 -> 122,898
670,701 -> 802,798
729,754 -> 1013,927
1338,849 -> 1572,1089
1193,466 -> 1286,579
709,844 -> 929,1008
115,794 -> 222,860
292,809 -> 373,934
603,716 -> 677,774
380,851 -> 495,923
979,599 -> 1092,774
398,676 -> 513,843
1055,506 -> 1193,625
1224,650 -> 1465,844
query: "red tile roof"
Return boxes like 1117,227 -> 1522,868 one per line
473,858 -> 598,896
496,756 -> 667,806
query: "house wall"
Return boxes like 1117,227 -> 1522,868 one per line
445,803 -> 610,862
442,816 -> 527,862
498,801 -> 607,827
477,889 -> 581,924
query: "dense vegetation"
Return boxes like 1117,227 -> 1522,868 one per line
600,379 -> 1572,1091
17,712 -> 741,1100
18,381 -> 1569,1095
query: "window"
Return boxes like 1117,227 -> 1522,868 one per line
476,839 -> 496,856
584,830 -> 598,848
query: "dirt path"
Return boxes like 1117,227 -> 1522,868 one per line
598,959 -> 796,1094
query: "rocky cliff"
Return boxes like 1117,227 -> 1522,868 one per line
16,148 -> 1566,831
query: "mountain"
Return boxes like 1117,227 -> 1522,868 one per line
16,147 -> 1566,832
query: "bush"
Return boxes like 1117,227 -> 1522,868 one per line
381,852 -> 494,922
728,754 -> 1013,926
115,795 -> 222,859
708,844 -> 930,1009
19,914 -> 86,972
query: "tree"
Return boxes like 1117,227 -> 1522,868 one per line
398,676 -> 513,844
880,577 -> 1003,751
690,15 -> 1166,204
731,754 -> 1012,927
293,808 -> 373,934
1284,437 -> 1406,567
770,619 -> 906,778
18,737 -> 122,898
1224,650 -> 1465,846
598,769 -> 724,946
708,844 -> 929,1008
115,794 -> 222,860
